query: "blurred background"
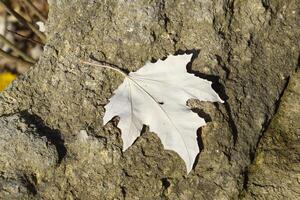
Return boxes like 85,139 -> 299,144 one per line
0,0 -> 48,91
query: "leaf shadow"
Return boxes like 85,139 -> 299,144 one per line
185,49 -> 238,145
191,108 -> 212,122
192,128 -> 204,170
179,49 -> 238,145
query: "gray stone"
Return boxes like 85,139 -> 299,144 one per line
242,71 -> 300,200
0,0 -> 299,199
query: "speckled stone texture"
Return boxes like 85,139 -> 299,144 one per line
242,71 -> 300,200
0,0 -> 299,199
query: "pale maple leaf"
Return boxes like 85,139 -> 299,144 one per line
82,53 -> 224,173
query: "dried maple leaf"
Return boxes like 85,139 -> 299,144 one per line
83,53 -> 224,173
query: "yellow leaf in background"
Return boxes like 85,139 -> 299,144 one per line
0,72 -> 16,91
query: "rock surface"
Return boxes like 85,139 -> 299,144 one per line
0,0 -> 299,199
242,71 -> 300,200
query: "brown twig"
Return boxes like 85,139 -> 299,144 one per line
21,0 -> 47,22
6,29 -> 44,45
3,11 -> 7,36
0,49 -> 33,68
0,12 -> 7,49
0,34 -> 36,63
0,0 -> 46,42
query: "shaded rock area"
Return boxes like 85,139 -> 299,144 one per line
0,0 -> 299,199
242,71 -> 300,200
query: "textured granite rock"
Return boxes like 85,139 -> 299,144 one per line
242,70 -> 300,200
0,0 -> 299,199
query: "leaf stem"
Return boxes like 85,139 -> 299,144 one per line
79,60 -> 128,77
